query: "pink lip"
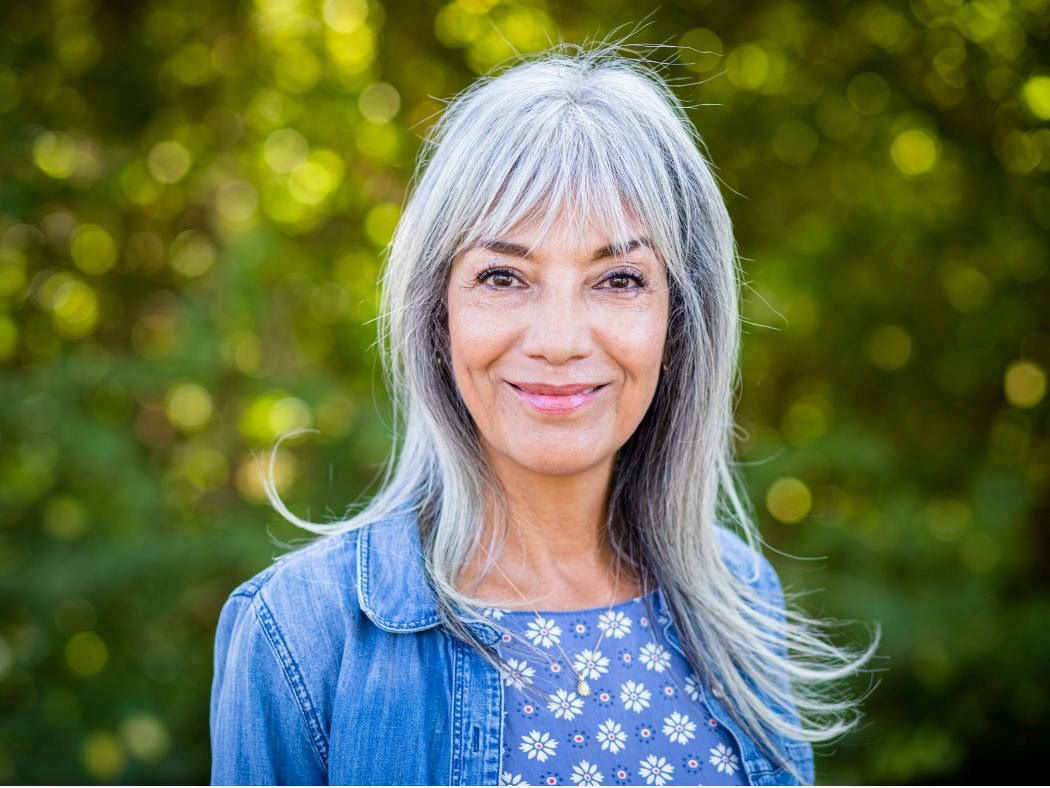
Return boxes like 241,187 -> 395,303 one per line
506,382 -> 606,415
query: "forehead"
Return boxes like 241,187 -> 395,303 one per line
461,206 -> 658,261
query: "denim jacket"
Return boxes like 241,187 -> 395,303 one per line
209,509 -> 815,785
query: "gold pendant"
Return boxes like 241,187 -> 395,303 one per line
577,678 -> 591,696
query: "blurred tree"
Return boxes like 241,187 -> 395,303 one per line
0,0 -> 1047,783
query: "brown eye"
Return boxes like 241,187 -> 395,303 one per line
476,266 -> 521,288
598,268 -> 648,290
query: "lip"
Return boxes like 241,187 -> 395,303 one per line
506,381 -> 607,415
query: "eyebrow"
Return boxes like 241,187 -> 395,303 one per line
471,236 -> 655,261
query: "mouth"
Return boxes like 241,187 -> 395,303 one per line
506,381 -> 608,415
509,382 -> 606,395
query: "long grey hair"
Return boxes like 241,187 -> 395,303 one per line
265,43 -> 879,781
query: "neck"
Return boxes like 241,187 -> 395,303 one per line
457,448 -> 641,610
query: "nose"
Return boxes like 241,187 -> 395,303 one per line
519,279 -> 593,365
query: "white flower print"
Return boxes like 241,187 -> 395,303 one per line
525,616 -> 562,648
502,657 -> 536,690
637,754 -> 674,786
520,730 -> 558,762
500,771 -> 528,785
572,648 -> 610,680
596,719 -> 628,754
547,688 -> 585,720
597,610 -> 632,639
483,607 -> 506,620
619,680 -> 652,712
570,760 -> 604,785
638,642 -> 671,673
709,742 -> 740,775
683,673 -> 701,702
661,711 -> 697,745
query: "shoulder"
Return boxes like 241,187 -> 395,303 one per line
210,530 -> 363,782
714,526 -> 812,782
714,524 -> 784,603
214,527 -> 366,691
227,526 -> 362,606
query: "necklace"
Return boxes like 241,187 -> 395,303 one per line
488,558 -> 628,698
487,565 -> 728,744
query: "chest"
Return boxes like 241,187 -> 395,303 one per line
491,602 -> 749,787
327,629 -> 503,785
320,614 -> 801,787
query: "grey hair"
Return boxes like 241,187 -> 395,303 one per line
264,43 -> 879,781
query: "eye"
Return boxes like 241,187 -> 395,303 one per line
598,267 -> 649,290
476,266 -> 522,288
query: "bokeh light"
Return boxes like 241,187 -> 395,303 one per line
766,477 -> 813,524
1,0 -> 1046,784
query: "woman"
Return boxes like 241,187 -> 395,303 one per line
210,45 -> 878,786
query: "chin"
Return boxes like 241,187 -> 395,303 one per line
503,441 -> 610,477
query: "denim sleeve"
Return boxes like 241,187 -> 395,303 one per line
209,591 -> 328,785
756,552 -> 815,786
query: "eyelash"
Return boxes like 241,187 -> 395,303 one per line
475,265 -> 649,290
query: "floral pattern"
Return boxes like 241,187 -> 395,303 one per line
573,648 -> 611,680
638,754 -> 674,785
492,590 -> 746,786
662,711 -> 698,745
619,680 -> 652,713
596,719 -> 627,754
520,729 -> 558,762
525,616 -> 563,648
570,760 -> 604,785
597,610 -> 632,639
503,657 -> 537,690
547,689 -> 586,721
638,642 -> 672,673
709,742 -> 740,775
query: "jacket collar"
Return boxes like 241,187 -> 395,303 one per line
356,506 -> 503,644
356,505 -> 442,631
355,504 -> 680,648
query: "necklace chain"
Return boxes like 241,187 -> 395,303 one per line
488,558 -> 625,697
482,562 -> 716,732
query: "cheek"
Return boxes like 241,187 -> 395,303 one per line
447,298 -> 514,393
600,309 -> 667,387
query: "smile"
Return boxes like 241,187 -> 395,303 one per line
506,382 -> 608,415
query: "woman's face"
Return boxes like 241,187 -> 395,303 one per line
446,213 -> 670,478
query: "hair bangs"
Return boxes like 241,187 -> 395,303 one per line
454,107 -> 680,272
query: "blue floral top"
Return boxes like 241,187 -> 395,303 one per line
482,588 -> 747,787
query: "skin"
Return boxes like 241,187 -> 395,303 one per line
446,211 -> 670,610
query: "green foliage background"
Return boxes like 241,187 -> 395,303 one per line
1,0 -> 1048,783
